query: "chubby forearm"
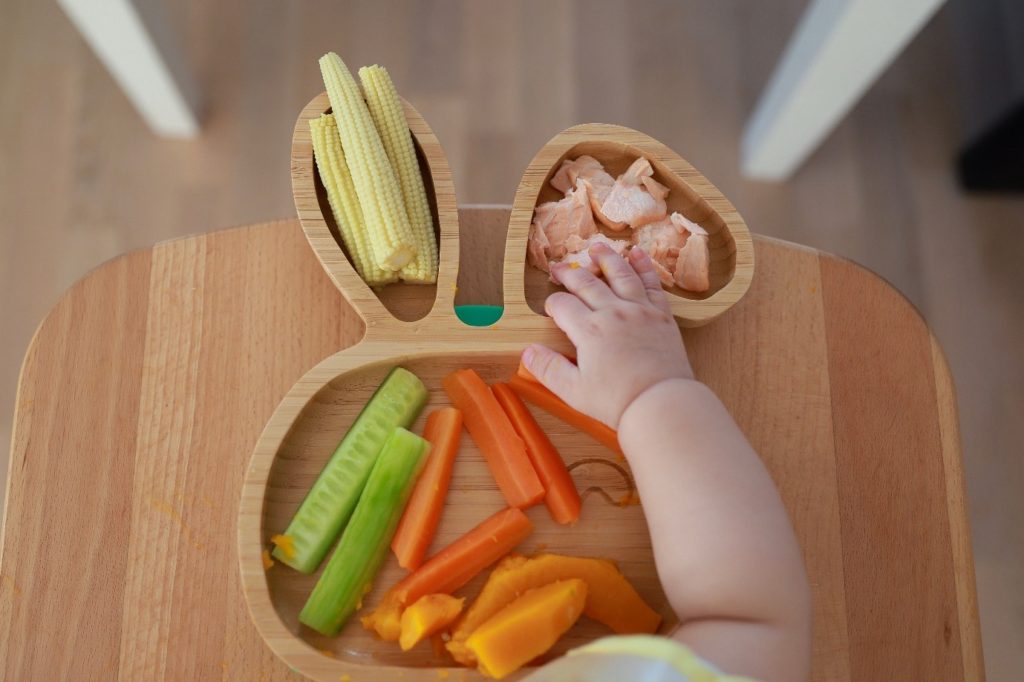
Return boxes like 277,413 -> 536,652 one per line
619,379 -> 811,681
525,244 -> 809,679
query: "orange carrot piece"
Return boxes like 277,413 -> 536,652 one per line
363,507 -> 534,640
507,374 -> 622,455
442,370 -> 544,508
391,408 -> 463,570
395,507 -> 533,603
492,383 -> 581,525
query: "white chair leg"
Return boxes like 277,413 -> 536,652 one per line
741,0 -> 945,181
58,0 -> 200,138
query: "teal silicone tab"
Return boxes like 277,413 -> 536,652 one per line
454,305 -> 504,327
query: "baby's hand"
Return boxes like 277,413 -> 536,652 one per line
522,243 -> 694,428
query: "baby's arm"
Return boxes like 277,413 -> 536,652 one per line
523,243 -> 811,682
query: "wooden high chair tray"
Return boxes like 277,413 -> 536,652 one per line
0,210 -> 982,681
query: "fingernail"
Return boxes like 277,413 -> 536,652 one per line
522,346 -> 535,366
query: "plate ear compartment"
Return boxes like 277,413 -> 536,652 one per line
505,123 -> 754,327
291,92 -> 463,328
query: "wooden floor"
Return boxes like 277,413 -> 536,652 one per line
0,0 -> 1020,678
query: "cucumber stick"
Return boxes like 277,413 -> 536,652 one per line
299,427 -> 430,635
273,367 -> 428,573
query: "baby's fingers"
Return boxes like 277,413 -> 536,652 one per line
591,242 -> 646,303
552,262 -> 616,309
522,344 -> 580,405
544,291 -> 590,347
628,248 -> 670,312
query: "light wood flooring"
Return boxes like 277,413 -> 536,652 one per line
0,1 -> 1020,678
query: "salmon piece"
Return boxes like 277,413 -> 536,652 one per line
597,157 -> 670,231
631,213 -> 690,286
550,155 -> 614,197
527,222 -> 551,273
527,180 -> 597,272
551,233 -> 629,279
564,232 -> 629,256
674,218 -> 710,292
578,177 -> 614,227
550,156 -> 617,227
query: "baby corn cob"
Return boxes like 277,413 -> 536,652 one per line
319,52 -> 416,271
309,114 -> 396,285
359,65 -> 438,284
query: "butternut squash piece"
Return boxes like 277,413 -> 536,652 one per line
466,579 -> 587,679
399,594 -> 465,651
362,592 -> 403,641
448,553 -> 661,664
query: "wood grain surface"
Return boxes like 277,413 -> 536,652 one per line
0,211 -> 981,680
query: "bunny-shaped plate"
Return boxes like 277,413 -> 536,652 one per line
238,95 -> 753,681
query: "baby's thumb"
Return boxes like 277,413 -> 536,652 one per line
522,344 -> 579,404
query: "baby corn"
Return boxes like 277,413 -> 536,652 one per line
309,114 -> 396,285
359,65 -> 438,283
319,52 -> 416,271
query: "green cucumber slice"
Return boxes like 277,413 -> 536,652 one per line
273,367 -> 428,573
299,427 -> 429,635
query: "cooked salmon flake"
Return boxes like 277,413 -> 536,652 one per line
596,157 -> 669,230
527,180 -> 597,272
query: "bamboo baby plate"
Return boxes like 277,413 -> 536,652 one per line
238,93 -> 754,681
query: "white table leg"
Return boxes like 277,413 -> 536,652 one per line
58,0 -> 200,138
741,0 -> 945,181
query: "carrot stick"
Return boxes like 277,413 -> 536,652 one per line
493,383 -> 581,525
363,507 -> 534,640
395,506 -> 533,602
507,374 -> 622,455
443,369 -> 544,508
391,408 -> 463,571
